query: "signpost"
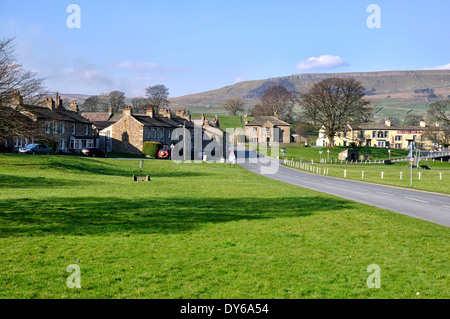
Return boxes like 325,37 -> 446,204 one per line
319,151 -> 323,163
410,157 -> 414,187
327,149 -> 330,162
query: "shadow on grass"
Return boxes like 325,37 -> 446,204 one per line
0,196 -> 354,237
0,174 -> 86,189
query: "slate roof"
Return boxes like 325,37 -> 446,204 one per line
17,104 -> 91,124
246,116 -> 290,127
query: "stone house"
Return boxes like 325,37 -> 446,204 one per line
328,119 -> 444,150
244,113 -> 291,146
2,90 -> 95,153
83,107 -> 226,157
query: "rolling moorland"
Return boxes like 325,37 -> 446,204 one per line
168,70 -> 450,119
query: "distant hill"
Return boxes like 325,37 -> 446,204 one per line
168,70 -> 450,118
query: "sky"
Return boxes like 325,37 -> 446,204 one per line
0,0 -> 449,98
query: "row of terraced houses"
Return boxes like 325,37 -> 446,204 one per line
1,90 -> 447,155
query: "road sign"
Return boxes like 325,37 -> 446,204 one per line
327,149 -> 330,153
229,151 -> 236,161
409,157 -> 414,162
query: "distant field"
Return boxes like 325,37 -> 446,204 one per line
0,154 -> 448,298
191,114 -> 254,131
278,145 -> 410,163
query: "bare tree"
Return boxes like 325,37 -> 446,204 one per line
427,99 -> 450,125
109,90 -> 126,112
222,98 -> 245,115
422,126 -> 450,149
0,38 -> 48,145
145,84 -> 170,113
81,95 -> 100,112
0,37 -> 47,105
131,97 -> 150,113
97,93 -> 110,111
300,77 -> 372,147
252,85 -> 297,121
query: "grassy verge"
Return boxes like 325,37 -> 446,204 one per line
283,160 -> 450,194
0,154 -> 448,298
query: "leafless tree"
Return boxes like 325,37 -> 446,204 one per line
97,93 -> 110,111
427,99 -> 450,126
0,38 -> 48,145
300,77 -> 372,147
145,84 -> 170,113
81,95 -> 100,112
131,97 -> 150,113
222,98 -> 245,115
252,85 -> 297,121
108,90 -> 126,112
422,126 -> 450,149
0,38 -> 47,105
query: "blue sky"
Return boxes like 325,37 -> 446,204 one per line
1,0 -> 449,97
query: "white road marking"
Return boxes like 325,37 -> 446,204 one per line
442,205 -> 450,209
376,191 -> 394,196
404,197 -> 430,204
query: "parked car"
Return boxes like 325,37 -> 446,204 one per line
157,148 -> 171,159
19,144 -> 50,155
81,147 -> 107,158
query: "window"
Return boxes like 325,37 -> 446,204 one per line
72,124 -> 76,135
152,129 -> 157,139
168,129 -> 171,139
372,131 -> 376,138
265,127 -> 270,132
395,135 -> 402,141
395,143 -> 402,149
384,131 -> 389,138
253,127 -> 257,132
377,131 -> 384,138
159,129 -> 163,139
45,123 -> 51,134
61,124 -> 65,134
60,139 -> 65,150
377,140 -> 386,148
53,123 -> 58,134
85,125 -> 89,135
14,136 -> 19,147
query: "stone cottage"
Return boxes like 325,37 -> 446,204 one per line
2,90 -> 95,153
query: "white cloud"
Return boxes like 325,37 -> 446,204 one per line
235,76 -> 244,83
422,63 -> 450,70
62,67 -> 75,74
296,55 -> 349,71
117,61 -> 160,70
76,70 -> 100,80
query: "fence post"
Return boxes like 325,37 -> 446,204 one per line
381,172 -> 384,179
400,172 -> 403,180
362,171 -> 364,179
344,170 -> 347,178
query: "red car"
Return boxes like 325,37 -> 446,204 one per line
157,148 -> 171,159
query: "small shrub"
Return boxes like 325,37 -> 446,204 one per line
142,141 -> 163,158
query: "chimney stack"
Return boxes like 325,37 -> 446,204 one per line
44,98 -> 55,111
122,105 -> 132,116
273,111 -> 278,118
56,96 -> 63,109
385,119 -> 391,127
108,107 -> 113,115
70,101 -> 79,113
244,114 -> 248,125
9,90 -> 23,108
146,107 -> 155,118
420,120 -> 426,128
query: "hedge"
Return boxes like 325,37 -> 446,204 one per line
142,141 -> 163,158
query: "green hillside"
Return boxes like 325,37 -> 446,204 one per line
169,70 -> 450,119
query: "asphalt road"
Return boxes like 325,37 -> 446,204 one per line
235,149 -> 450,227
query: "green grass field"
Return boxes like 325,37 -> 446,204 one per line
0,154 -> 448,299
